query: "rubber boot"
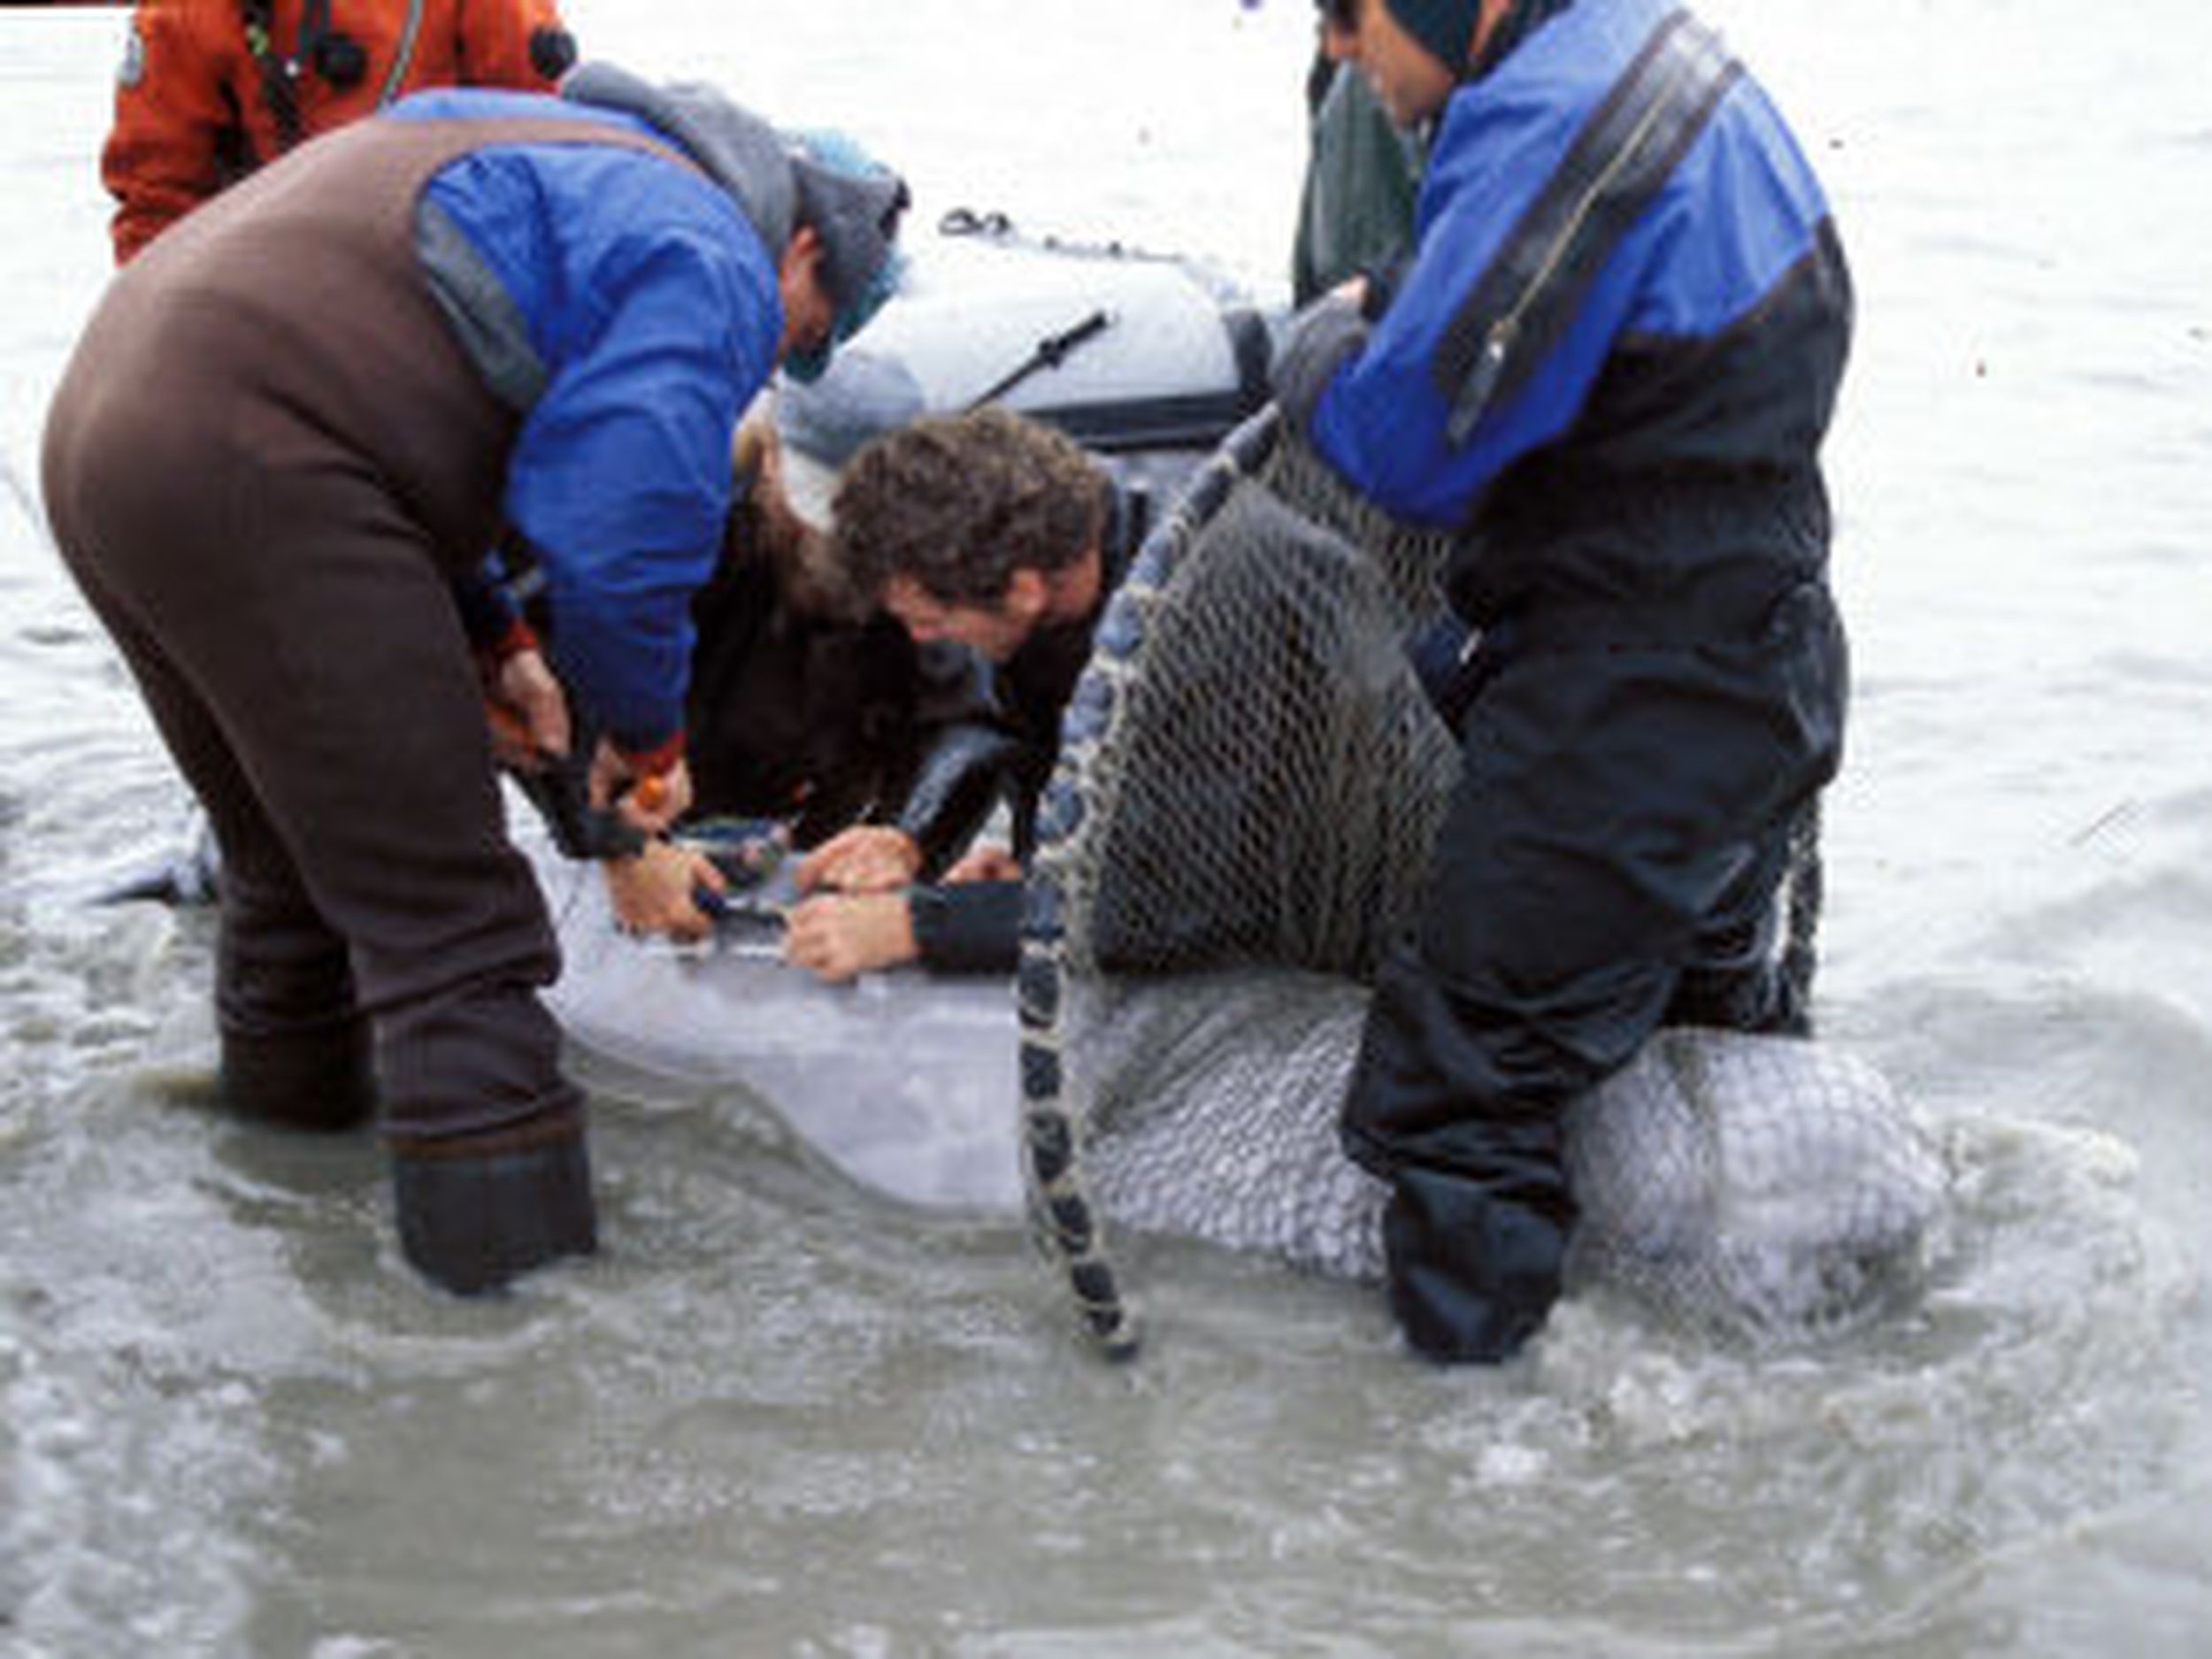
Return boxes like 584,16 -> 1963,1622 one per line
219,1024 -> 378,1131
387,1108 -> 597,1295
1382,1165 -> 1571,1364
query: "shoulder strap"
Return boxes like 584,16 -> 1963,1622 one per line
239,0 -> 303,152
1432,8 -> 1740,446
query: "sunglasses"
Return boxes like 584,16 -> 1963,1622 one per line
1318,0 -> 1360,29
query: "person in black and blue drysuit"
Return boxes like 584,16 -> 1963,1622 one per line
1271,0 -> 1853,1363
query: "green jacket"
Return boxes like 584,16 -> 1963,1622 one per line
1292,61 -> 1423,306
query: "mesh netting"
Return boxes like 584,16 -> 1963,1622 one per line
1043,426 -> 1458,982
1018,410 -> 1947,1359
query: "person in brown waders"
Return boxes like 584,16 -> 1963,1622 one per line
40,63 -> 909,1295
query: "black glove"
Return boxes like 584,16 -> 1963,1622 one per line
906,879 -> 1024,975
388,1108 -> 596,1295
507,740 -> 646,862
1381,1164 -> 1568,1363
1271,293 -> 1370,434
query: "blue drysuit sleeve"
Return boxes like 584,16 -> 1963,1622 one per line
1309,87 -> 1657,529
498,178 -> 781,753
1309,56 -> 1831,531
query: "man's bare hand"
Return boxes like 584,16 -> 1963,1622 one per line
794,824 -> 924,895
784,891 -> 918,982
602,839 -> 725,942
944,842 -> 1019,884
588,742 -> 693,837
486,648 -> 571,767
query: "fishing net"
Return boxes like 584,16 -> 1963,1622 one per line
1018,410 -> 1947,1358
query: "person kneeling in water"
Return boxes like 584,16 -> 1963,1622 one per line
780,407 -> 1144,982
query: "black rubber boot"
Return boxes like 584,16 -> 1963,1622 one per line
219,1024 -> 377,1131
388,1109 -> 597,1295
1381,1165 -> 1571,1364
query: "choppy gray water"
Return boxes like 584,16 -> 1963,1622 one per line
4,2 -> 2209,1654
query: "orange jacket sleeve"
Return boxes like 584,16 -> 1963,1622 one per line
101,0 -> 249,265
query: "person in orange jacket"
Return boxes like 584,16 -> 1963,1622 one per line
102,0 -> 578,264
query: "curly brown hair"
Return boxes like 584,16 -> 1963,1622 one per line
830,406 -> 1108,605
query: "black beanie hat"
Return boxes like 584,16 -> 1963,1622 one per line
1381,0 -> 1486,71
